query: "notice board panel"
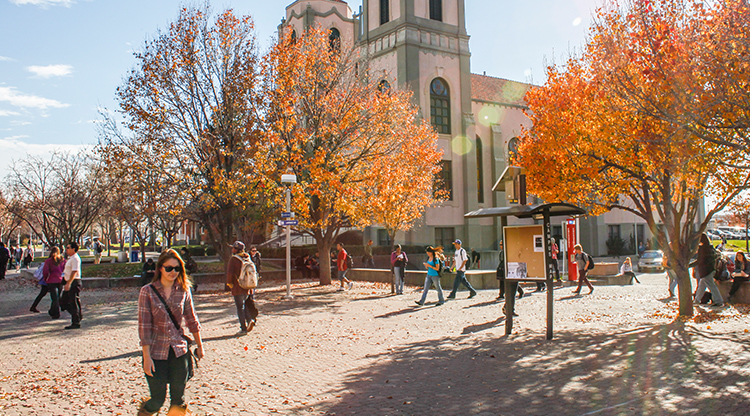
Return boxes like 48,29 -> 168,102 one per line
504,225 -> 546,278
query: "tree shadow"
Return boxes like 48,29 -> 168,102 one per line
462,299 -> 502,309
295,321 -> 750,415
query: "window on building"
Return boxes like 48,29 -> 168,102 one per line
435,160 -> 453,200
430,78 -> 450,134
508,137 -> 520,164
291,29 -> 297,42
435,227 -> 455,249
429,0 -> 443,21
377,229 -> 391,247
608,224 -> 621,240
380,0 -> 390,25
329,28 -> 341,52
476,137 -> 484,203
378,79 -> 391,94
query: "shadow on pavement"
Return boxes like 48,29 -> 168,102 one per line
461,316 -> 505,334
301,321 -> 750,415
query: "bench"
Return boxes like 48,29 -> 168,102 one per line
585,262 -> 634,286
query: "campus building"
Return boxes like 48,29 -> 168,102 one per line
278,0 -> 702,258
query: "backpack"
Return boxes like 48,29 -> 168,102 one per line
715,253 -> 729,281
345,252 -> 354,269
586,253 -> 595,270
95,242 -> 103,253
436,259 -> 444,277
234,255 -> 258,289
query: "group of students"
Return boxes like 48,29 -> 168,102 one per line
679,233 -> 749,307
0,243 -> 34,274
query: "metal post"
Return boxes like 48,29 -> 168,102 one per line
285,186 -> 293,299
543,208 -> 553,340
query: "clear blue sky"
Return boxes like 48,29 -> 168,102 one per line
0,0 -> 599,177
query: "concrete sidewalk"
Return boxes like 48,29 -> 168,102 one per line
0,272 -> 748,415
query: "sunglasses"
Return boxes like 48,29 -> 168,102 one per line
163,265 -> 182,273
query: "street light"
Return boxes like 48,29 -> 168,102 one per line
281,173 -> 297,299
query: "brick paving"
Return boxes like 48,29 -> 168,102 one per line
0,270 -> 748,415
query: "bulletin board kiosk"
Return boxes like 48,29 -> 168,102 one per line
464,166 -> 585,340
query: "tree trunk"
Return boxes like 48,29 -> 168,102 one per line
674,256 -> 694,317
318,239 -> 332,285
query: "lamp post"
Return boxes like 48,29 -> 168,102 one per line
281,173 -> 297,299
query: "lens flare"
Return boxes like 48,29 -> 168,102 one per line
452,135 -> 473,155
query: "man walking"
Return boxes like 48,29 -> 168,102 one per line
572,244 -> 594,295
336,243 -> 354,291
0,242 -> 9,280
93,238 -> 104,265
363,239 -> 375,268
226,241 -> 258,335
60,242 -> 82,329
447,239 -> 477,299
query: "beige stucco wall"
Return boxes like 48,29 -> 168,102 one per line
283,0 -> 355,47
368,0 -> 402,29
368,51 -> 398,85
414,0 -> 459,26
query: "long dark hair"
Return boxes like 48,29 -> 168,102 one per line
152,249 -> 192,291
737,251 -> 746,264
48,246 -> 63,265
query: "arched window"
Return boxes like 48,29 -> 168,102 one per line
329,27 -> 341,52
430,78 -> 450,134
508,137 -> 520,163
476,137 -> 484,203
380,0 -> 390,25
378,79 -> 391,94
291,29 -> 297,42
429,0 -> 442,21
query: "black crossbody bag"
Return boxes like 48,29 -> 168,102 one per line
148,284 -> 199,379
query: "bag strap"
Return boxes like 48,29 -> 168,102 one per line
149,284 -> 190,341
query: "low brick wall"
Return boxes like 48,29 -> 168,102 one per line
718,280 -> 750,304
587,262 -> 620,277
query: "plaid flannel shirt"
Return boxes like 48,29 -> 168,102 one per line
138,281 -> 201,360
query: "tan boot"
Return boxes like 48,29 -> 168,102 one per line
167,404 -> 189,416
137,398 -> 158,416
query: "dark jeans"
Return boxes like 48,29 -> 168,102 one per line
449,270 -> 476,296
31,284 -> 50,310
47,283 -> 62,318
60,280 -> 82,325
0,262 -> 6,279
233,292 -> 258,331
143,347 -> 189,413
498,277 -> 524,298
575,269 -> 594,292
729,276 -> 749,298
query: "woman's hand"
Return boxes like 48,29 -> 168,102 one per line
195,344 -> 204,360
143,355 -> 155,377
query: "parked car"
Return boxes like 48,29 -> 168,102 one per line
638,250 -> 664,272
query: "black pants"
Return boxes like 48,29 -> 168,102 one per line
498,277 -> 524,298
60,280 -> 82,325
31,284 -> 50,310
143,347 -> 189,413
47,283 -> 62,318
551,259 -> 560,280
0,261 -> 6,279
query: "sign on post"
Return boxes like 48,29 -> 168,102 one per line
281,212 -> 294,218
278,220 -> 298,226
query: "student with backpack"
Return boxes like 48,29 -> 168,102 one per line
447,239 -> 477,299
226,241 -> 259,335
572,244 -> 594,295
336,243 -> 354,291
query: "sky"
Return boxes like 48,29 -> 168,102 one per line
0,0 -> 600,179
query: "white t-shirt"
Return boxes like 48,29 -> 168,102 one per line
454,248 -> 469,272
64,253 -> 81,281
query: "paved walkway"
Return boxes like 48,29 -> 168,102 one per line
0,270 -> 748,415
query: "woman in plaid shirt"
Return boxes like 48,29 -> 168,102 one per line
138,249 -> 204,416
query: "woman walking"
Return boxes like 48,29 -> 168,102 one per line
415,247 -> 445,306
31,246 -> 64,317
391,245 -> 408,295
138,249 -> 204,416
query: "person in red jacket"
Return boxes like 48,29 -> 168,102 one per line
336,243 -> 354,291
226,241 -> 258,335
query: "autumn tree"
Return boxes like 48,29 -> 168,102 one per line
116,5 -> 267,262
517,0 -> 750,316
262,28 -> 444,284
